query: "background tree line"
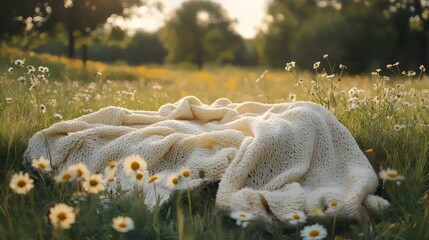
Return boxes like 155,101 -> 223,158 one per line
1,0 -> 428,72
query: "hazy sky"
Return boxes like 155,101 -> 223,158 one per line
121,0 -> 270,39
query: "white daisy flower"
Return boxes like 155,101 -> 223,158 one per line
285,211 -> 307,225
313,61 -> 321,69
166,174 -> 180,189
112,216 -> 135,233
67,163 -> 90,180
230,210 -> 254,228
49,203 -> 76,229
379,168 -> 405,181
31,156 -> 52,172
9,172 -> 34,195
300,223 -> 328,240
123,154 -> 147,176
81,174 -> 105,194
54,169 -> 77,183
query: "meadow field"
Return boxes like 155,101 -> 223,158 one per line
0,46 -> 428,239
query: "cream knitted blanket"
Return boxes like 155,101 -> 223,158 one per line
24,96 -> 388,223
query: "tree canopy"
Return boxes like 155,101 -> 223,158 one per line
256,0 -> 429,72
159,0 -> 246,69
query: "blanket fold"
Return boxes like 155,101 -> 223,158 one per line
24,96 -> 388,223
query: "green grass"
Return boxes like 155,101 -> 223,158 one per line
0,47 -> 428,239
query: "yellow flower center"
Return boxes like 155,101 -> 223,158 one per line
62,173 -> 71,180
136,173 -> 143,180
182,171 -> 190,178
387,172 -> 397,178
239,213 -> 247,218
172,178 -> 179,185
330,201 -> 337,207
293,214 -> 300,220
131,162 -> 140,171
365,148 -> 374,153
38,162 -> 46,169
89,180 -> 99,187
17,180 -> 26,188
77,169 -> 83,177
119,222 -> 126,228
108,161 -> 116,168
108,178 -> 115,182
148,176 -> 158,183
309,229 -> 320,237
58,212 -> 67,221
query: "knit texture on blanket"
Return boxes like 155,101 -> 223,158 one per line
24,96 -> 388,223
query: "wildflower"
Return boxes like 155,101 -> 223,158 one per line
104,161 -> 117,182
31,156 -> 52,172
6,97 -> 12,103
67,163 -> 90,180
40,104 -> 46,114
376,68 -> 381,73
386,64 -> 393,69
152,83 -> 162,90
309,207 -> 324,217
407,70 -> 416,77
82,174 -> 105,194
112,216 -> 135,233
166,174 -> 180,189
17,76 -> 26,82
64,0 -> 73,8
133,170 -> 146,186
49,203 -> 76,229
14,59 -> 25,67
54,169 -> 77,183
27,65 -> 36,74
326,74 -> 335,80
123,154 -> 147,176
288,93 -> 297,102
393,124 -> 406,132
339,64 -> 347,70
39,66 -> 49,73
393,62 -> 399,66
313,61 -> 321,69
9,172 -> 34,195
285,211 -> 306,225
179,167 -> 192,179
230,210 -> 254,228
365,149 -> 376,155
53,113 -> 63,120
329,200 -> 338,208
379,168 -> 405,181
107,161 -> 117,169
323,54 -> 329,59
285,61 -> 296,71
419,65 -> 426,72
147,175 -> 159,184
256,70 -> 268,83
300,223 -> 328,240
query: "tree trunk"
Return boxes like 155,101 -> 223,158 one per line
82,44 -> 88,67
68,26 -> 75,59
